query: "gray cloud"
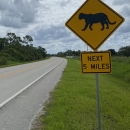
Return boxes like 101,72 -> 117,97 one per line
118,23 -> 130,33
60,0 -> 71,7
112,0 -> 129,5
120,5 -> 130,17
0,0 -> 40,28
0,0 -> 8,10
0,16 -> 27,28
33,24 -> 71,42
115,17 -> 130,33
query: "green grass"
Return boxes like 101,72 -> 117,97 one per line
112,56 -> 130,63
0,57 -> 50,68
99,74 -> 130,129
110,56 -> 130,82
32,57 -> 130,130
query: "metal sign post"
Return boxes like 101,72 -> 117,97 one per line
95,49 -> 101,130
95,73 -> 101,130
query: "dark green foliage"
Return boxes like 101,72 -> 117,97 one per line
107,49 -> 116,56
23,35 -> 33,44
57,50 -> 81,57
118,46 -> 130,57
0,56 -> 7,65
0,32 -> 47,64
57,46 -> 130,58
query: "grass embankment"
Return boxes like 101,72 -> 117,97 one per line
33,57 -> 130,130
111,56 -> 130,82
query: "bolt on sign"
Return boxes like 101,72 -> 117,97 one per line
81,52 -> 111,73
65,0 -> 125,50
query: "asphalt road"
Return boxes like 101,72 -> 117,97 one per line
0,57 -> 67,130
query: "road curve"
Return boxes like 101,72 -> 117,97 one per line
0,57 -> 67,130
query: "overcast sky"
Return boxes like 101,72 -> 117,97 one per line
0,0 -> 129,54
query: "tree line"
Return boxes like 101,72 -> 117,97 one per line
107,46 -> 130,57
0,32 -> 47,65
56,46 -> 130,57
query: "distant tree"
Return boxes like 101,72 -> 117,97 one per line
16,36 -> 23,43
56,50 -> 82,57
57,52 -> 65,57
37,46 -> 47,58
108,49 -> 116,56
23,35 -> 33,44
0,38 -> 8,50
75,50 -> 81,56
6,32 -> 17,43
118,46 -> 130,57
0,32 -> 48,62
72,51 -> 76,56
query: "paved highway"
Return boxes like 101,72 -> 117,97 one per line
0,57 -> 67,130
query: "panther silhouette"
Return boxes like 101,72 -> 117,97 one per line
79,13 -> 116,31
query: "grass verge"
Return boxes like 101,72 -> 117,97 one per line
0,57 -> 50,68
111,56 -> 130,82
32,57 -> 130,130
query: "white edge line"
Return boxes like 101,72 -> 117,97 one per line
0,60 -> 64,108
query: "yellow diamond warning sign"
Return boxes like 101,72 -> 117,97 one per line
65,0 -> 125,50
81,52 -> 111,73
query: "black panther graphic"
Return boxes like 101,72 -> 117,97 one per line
79,13 -> 116,31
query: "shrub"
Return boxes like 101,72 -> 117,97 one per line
0,56 -> 7,65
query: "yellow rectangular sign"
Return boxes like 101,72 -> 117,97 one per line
81,52 -> 111,73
